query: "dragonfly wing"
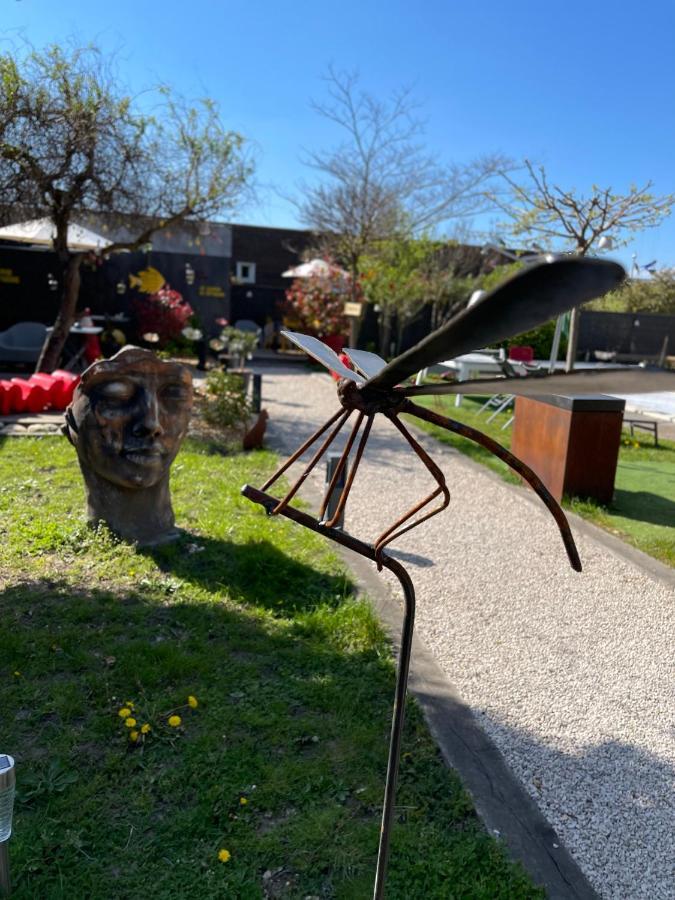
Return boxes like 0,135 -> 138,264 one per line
342,348 -> 388,379
281,331 -> 364,383
362,258 -> 625,394
403,366 -> 675,397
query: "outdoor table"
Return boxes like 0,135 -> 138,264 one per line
416,352 -> 519,406
46,324 -> 103,371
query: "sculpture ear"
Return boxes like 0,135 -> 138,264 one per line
63,406 -> 79,446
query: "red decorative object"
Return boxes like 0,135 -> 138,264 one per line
330,350 -> 352,381
10,378 -> 49,414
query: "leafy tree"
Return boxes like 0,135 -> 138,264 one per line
297,68 -> 508,304
361,238 -> 479,356
0,41 -> 253,371
587,270 -> 675,315
489,160 -> 675,368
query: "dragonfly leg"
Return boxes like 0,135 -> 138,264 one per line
270,409 -> 352,515
373,413 -> 450,568
403,400 -> 582,571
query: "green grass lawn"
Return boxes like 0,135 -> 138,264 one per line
408,395 -> 675,567
0,435 -> 542,899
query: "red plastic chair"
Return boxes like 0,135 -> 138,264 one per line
508,345 -> 535,363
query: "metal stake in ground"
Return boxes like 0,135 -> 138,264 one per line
0,754 -> 16,897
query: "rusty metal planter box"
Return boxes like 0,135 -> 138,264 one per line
511,394 -> 626,503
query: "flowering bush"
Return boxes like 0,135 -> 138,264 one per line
131,285 -> 194,348
282,262 -> 358,338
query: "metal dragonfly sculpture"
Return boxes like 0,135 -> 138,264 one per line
242,256 -> 675,897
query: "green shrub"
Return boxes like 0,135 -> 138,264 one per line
201,370 -> 252,434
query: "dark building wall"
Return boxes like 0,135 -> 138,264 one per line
0,245 -> 229,338
578,310 -> 675,360
230,224 -> 315,327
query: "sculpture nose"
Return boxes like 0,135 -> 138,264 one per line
132,392 -> 164,438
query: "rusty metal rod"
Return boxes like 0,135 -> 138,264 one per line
271,409 -> 352,515
319,411 -> 365,521
241,484 -> 415,900
402,400 -> 582,571
261,407 -> 347,492
373,413 -> 451,565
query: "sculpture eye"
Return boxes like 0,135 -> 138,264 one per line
98,380 -> 135,404
161,383 -> 190,403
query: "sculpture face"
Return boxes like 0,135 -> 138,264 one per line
67,348 -> 193,490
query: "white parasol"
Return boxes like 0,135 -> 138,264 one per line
0,217 -> 112,251
282,258 -> 347,279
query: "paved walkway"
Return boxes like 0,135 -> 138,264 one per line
256,363 -> 674,900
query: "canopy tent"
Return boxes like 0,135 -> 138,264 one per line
282,258 -> 347,279
0,218 -> 112,252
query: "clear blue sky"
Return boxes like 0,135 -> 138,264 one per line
3,0 -> 675,271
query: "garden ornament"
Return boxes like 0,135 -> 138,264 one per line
243,256 -> 675,897
64,346 -> 193,545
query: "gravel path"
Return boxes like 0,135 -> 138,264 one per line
255,363 -> 674,900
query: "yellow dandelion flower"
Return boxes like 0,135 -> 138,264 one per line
13,671 -> 21,677
168,715 -> 182,727
129,730 -> 139,741
141,723 -> 151,734
125,701 -> 135,709
188,695 -> 198,708
218,848 -> 231,863
125,717 -> 137,728
239,797 -> 248,805
118,707 -> 131,718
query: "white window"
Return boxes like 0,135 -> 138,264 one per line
235,261 -> 256,284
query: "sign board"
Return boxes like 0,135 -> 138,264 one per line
344,302 -> 363,317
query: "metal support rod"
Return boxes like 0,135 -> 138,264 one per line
323,452 -> 348,529
241,485 -> 416,900
372,562 -> 415,900
0,842 -> 10,897
319,412 -> 364,522
251,373 -> 262,413
324,415 -> 374,529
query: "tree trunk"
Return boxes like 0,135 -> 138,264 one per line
35,253 -> 83,373
379,310 -> 393,358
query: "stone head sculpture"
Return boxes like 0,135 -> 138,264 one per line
64,346 -> 193,544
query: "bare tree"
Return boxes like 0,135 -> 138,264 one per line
297,68 -> 508,300
491,160 -> 675,368
0,41 -> 253,371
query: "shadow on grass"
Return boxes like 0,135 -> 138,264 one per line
142,532 -> 353,617
612,489 -> 675,528
0,575 -> 535,900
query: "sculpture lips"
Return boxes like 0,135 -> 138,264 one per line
123,446 -> 165,463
